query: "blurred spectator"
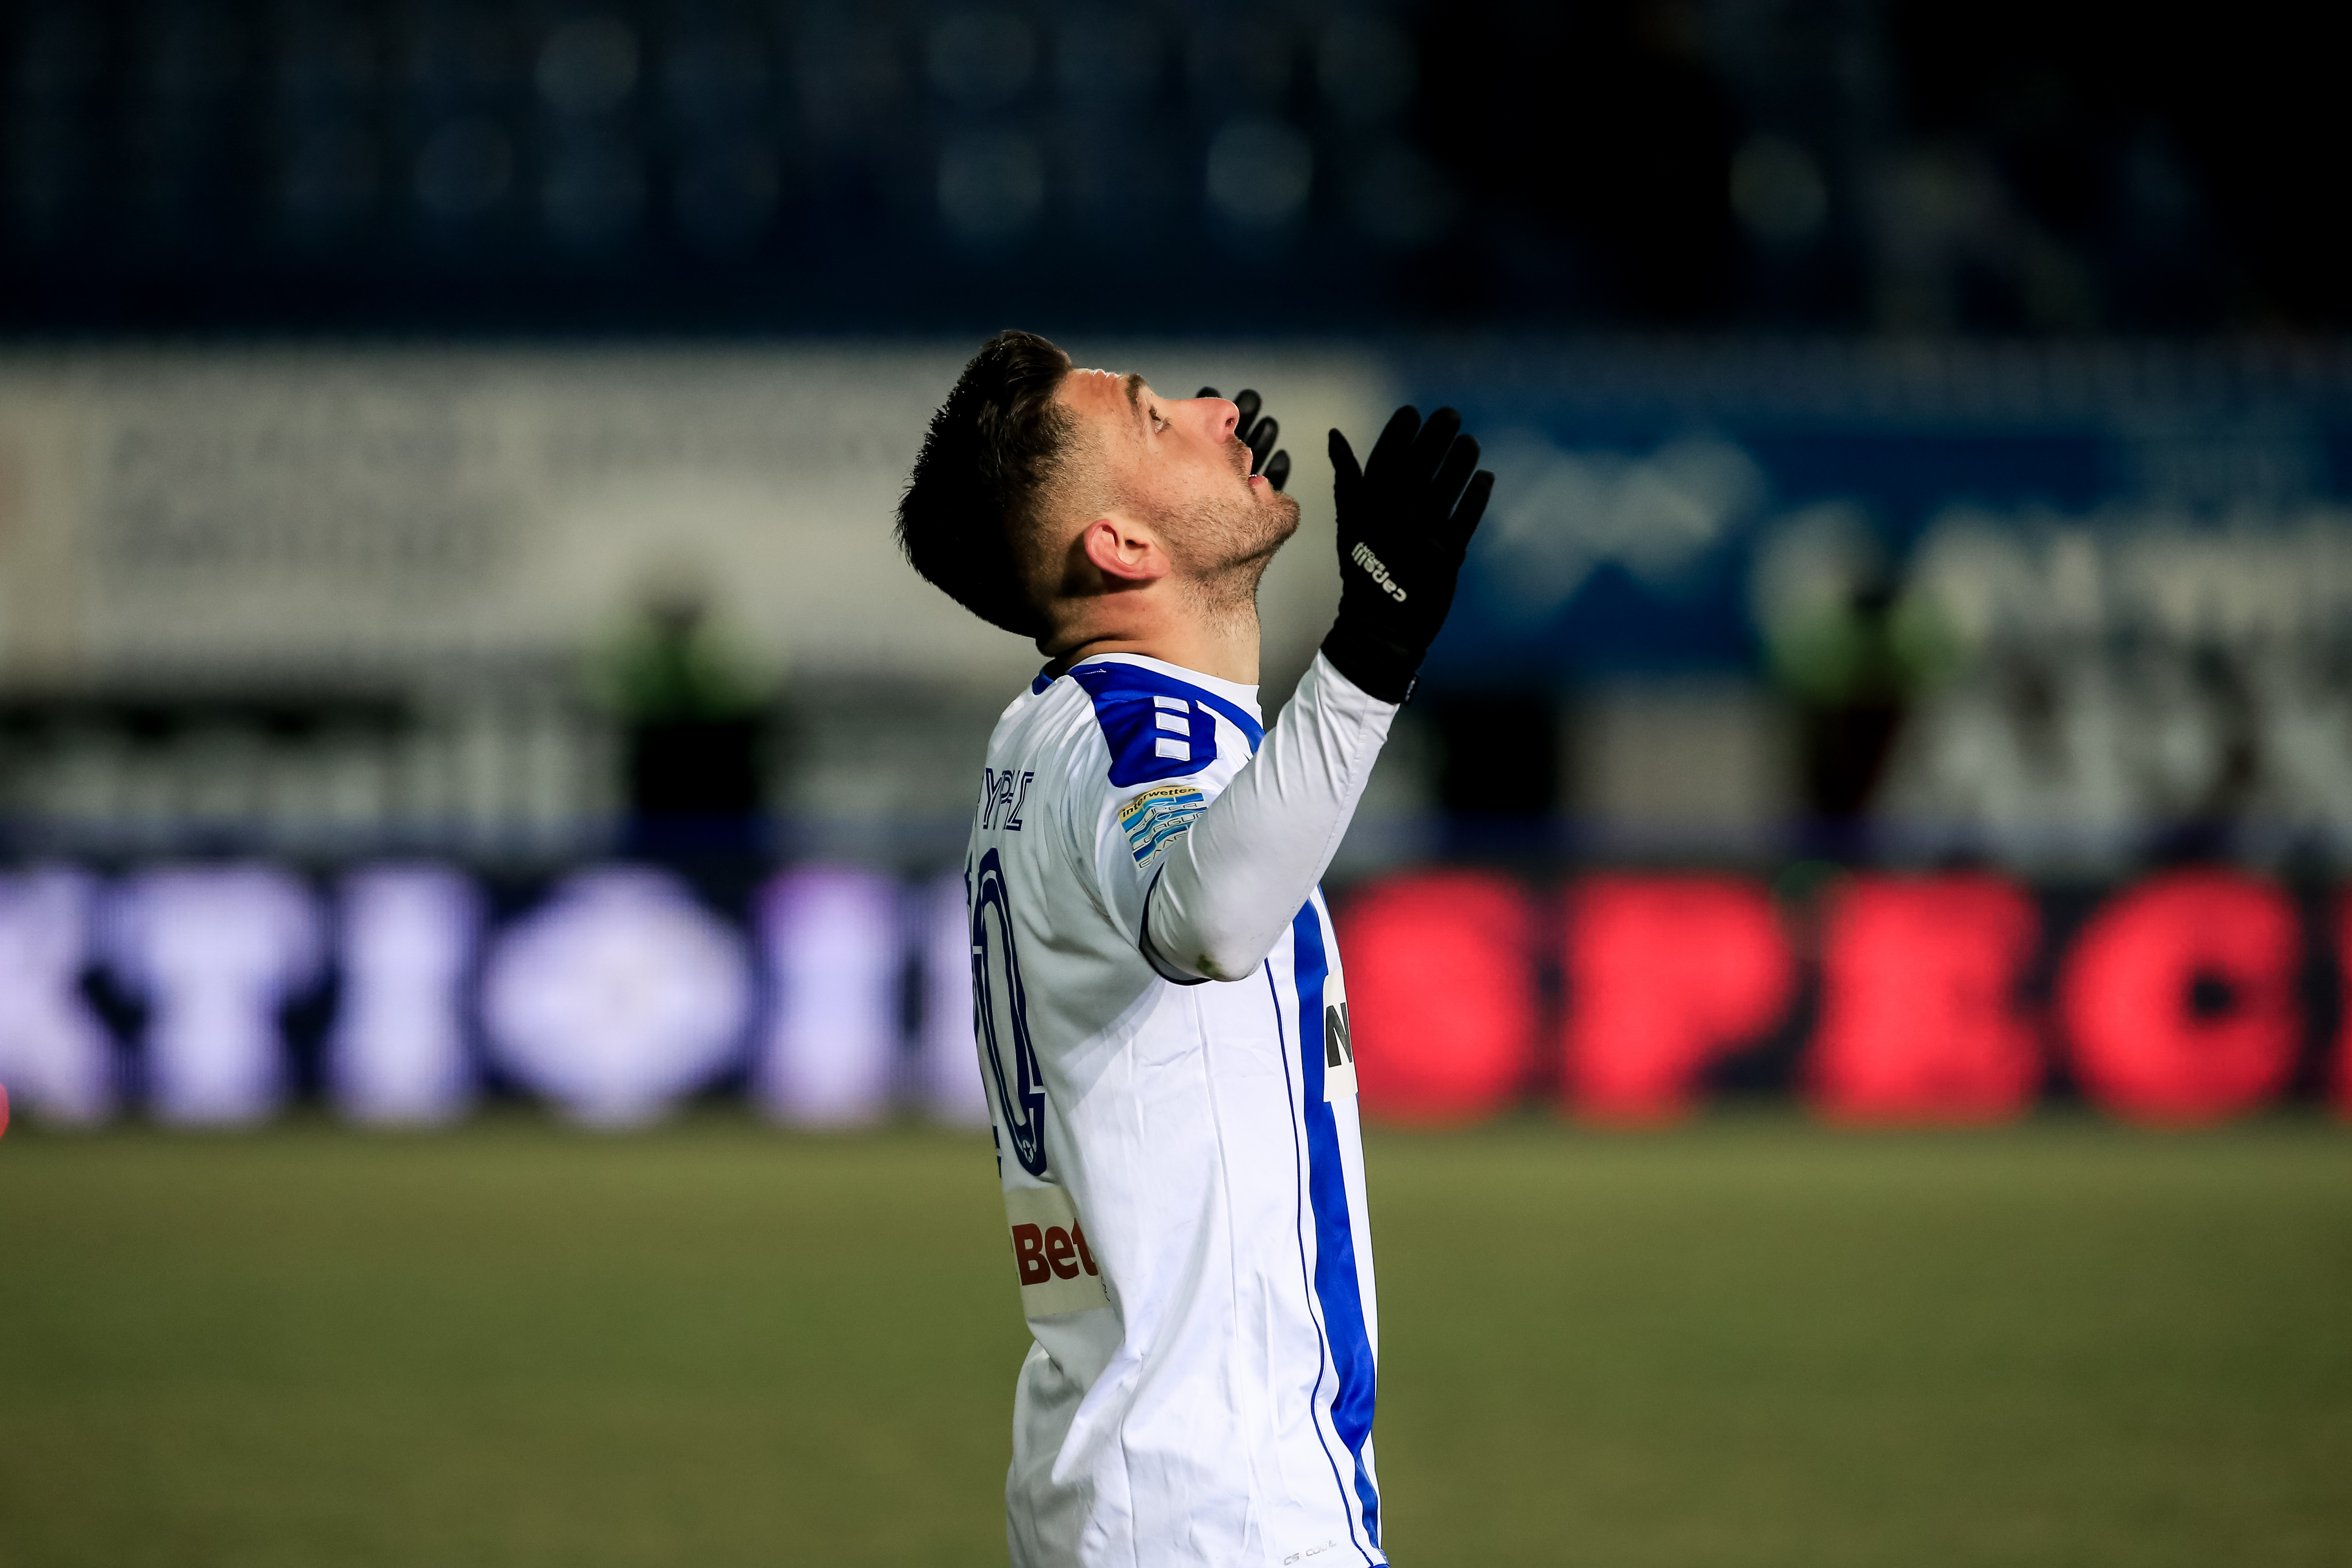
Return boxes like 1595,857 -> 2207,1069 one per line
1767,572 -> 1955,844
595,587 -> 773,857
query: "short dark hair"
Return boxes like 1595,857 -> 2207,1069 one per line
896,329 -> 1076,639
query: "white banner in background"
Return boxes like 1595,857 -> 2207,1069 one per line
0,869 -> 116,1124
330,865 -> 481,1126
104,866 -> 325,1126
481,868 -> 753,1127
0,347 -> 1377,694
752,865 -> 902,1127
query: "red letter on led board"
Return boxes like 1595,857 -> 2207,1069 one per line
1562,877 -> 1793,1123
1339,873 -> 1535,1126
2057,870 -> 2300,1124
2336,894 -> 2352,1119
1808,875 -> 2042,1123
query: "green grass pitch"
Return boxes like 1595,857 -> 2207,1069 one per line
1,1116 -> 2346,1567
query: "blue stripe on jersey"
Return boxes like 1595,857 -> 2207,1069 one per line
1291,901 -> 1383,1550
1068,660 -> 1265,788
1267,958 -> 1377,1568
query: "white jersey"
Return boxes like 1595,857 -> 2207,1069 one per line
967,652 -> 1387,1568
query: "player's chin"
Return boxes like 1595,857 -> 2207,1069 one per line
1248,474 -> 1298,512
1251,494 -> 1302,553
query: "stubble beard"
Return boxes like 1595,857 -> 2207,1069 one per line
1177,485 -> 1301,638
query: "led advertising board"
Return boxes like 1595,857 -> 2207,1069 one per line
0,859 -> 2343,1130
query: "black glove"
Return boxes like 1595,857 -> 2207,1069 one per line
1196,386 -> 1291,491
1319,406 -> 1494,704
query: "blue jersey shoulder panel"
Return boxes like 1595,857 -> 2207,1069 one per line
1067,662 -> 1265,788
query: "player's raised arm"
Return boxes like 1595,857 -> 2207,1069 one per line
1142,406 -> 1496,983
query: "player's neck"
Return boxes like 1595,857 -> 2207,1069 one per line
1042,599 -> 1261,687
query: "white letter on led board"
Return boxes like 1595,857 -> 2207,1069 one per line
752,865 -> 902,1126
104,866 -> 325,1126
0,868 -> 116,1124
481,868 -> 752,1126
330,865 -> 481,1126
919,869 -> 989,1126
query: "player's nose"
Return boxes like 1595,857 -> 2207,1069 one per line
1192,396 -> 1240,442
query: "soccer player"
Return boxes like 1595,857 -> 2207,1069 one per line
897,331 -> 1493,1568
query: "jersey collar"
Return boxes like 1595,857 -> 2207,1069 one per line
1042,652 -> 1263,721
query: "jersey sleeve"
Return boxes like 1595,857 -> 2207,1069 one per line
1142,655 -> 1397,983
1058,664 -> 1261,964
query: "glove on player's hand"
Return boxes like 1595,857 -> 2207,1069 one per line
1319,406 -> 1494,704
1196,387 -> 1291,491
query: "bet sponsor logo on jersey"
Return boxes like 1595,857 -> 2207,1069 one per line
1003,1183 -> 1109,1315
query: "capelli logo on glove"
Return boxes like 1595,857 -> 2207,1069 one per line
1349,541 -> 1408,602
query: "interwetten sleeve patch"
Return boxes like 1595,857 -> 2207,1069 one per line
1118,783 -> 1207,865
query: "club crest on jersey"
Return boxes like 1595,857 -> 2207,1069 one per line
972,849 -> 1049,1177
1117,783 -> 1207,865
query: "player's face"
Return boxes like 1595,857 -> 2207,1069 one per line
1058,368 -> 1301,575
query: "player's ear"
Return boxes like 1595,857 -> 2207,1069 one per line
1078,516 -> 1170,586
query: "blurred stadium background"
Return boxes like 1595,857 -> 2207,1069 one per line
0,2 -> 2347,1565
